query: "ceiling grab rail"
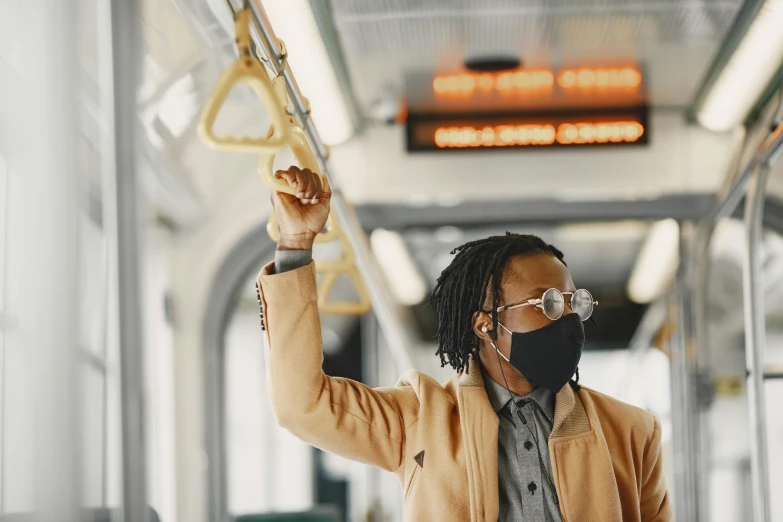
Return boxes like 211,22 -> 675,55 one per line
245,0 -> 415,367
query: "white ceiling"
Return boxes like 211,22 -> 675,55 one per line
329,0 -> 743,110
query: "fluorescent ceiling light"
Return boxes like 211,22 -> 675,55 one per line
260,0 -> 354,145
370,229 -> 427,306
434,226 -> 463,243
698,0 -> 783,131
556,221 -> 649,243
627,219 -> 680,304
406,193 -> 434,207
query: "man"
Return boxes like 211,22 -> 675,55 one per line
255,166 -> 671,521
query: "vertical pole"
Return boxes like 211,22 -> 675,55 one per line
742,164 -> 772,522
685,128 -> 750,522
107,1 -> 149,521
687,224 -> 716,522
670,230 -> 699,522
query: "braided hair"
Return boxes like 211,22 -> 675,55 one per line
426,232 -> 566,373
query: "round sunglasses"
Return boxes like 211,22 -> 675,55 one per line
495,288 -> 598,321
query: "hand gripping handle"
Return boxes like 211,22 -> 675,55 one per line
262,121 -> 337,244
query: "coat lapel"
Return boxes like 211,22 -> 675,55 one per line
549,385 -> 623,522
456,361 -> 499,522
456,365 -> 623,522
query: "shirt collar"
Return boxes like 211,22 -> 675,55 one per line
482,371 -> 556,423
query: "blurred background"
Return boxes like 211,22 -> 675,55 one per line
1,0 -> 783,521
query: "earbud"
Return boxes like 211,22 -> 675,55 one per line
481,325 -> 489,333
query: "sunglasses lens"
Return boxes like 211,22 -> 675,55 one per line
572,289 -> 594,321
542,288 -> 565,320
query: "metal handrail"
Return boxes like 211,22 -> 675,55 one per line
245,1 -> 415,370
743,160 -> 773,522
701,120 -> 783,522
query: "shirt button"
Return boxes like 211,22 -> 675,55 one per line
528,481 -> 537,495
524,440 -> 533,451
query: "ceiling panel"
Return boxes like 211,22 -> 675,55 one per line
328,0 -> 742,110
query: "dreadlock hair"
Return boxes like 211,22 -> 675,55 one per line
426,232 -> 566,374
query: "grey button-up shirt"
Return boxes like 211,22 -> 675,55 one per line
483,373 -> 563,522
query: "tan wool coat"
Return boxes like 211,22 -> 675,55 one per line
257,262 -> 672,522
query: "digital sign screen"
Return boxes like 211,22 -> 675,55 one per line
405,107 -> 649,152
432,67 -> 642,97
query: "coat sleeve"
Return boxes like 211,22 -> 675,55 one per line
640,417 -> 672,522
256,261 -> 417,472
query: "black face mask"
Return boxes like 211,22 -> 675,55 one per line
497,313 -> 585,393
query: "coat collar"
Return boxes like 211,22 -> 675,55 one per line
454,359 -> 499,521
456,358 -> 583,437
455,359 -> 609,521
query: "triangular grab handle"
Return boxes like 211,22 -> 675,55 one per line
317,266 -> 371,316
197,9 -> 290,154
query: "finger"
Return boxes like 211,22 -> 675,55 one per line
311,175 -> 323,205
303,168 -> 322,204
297,168 -> 314,201
270,186 -> 297,208
287,165 -> 302,193
302,169 -> 314,200
274,169 -> 298,191
277,166 -> 303,193
308,169 -> 322,196
320,174 -> 332,201
292,168 -> 309,200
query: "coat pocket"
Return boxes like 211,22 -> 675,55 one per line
403,464 -> 420,502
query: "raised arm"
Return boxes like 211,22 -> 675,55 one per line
257,166 -> 418,472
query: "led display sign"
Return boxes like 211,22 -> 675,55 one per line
406,107 -> 648,152
432,67 -> 642,97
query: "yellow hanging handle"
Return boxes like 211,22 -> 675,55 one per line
318,266 -> 371,315
197,9 -> 290,154
315,222 -> 371,315
259,119 -> 318,194
314,223 -> 359,273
